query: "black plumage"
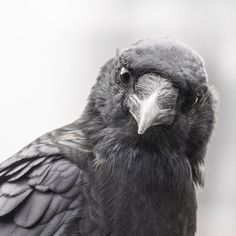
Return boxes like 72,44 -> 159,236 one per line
0,37 -> 216,235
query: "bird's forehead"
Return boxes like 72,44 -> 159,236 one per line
120,37 -> 207,85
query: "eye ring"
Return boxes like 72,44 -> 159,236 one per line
120,68 -> 131,85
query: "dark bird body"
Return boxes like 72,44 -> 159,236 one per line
0,37 -> 216,235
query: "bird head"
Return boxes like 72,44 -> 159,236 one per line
86,36 -> 216,142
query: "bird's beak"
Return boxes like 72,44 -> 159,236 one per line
126,74 -> 178,134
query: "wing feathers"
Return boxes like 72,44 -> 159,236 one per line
0,189 -> 32,216
0,156 -> 84,234
0,125 -> 91,235
14,191 -> 53,227
1,181 -> 30,196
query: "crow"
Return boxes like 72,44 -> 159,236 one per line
0,36 -> 216,236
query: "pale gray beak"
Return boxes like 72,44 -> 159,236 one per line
126,74 -> 178,134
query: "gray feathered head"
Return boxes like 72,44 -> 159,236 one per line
87,36 -> 216,136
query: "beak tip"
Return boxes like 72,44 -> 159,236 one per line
137,127 -> 146,135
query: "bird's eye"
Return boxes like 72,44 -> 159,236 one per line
120,68 -> 131,85
182,95 -> 199,111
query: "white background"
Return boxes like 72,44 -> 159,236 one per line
0,0 -> 235,235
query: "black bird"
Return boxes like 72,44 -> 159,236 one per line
0,37 -> 216,236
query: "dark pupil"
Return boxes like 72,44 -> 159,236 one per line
182,95 -> 198,110
121,72 -> 131,84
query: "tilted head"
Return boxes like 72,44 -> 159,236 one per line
85,36 -> 215,138
82,36 -> 217,185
